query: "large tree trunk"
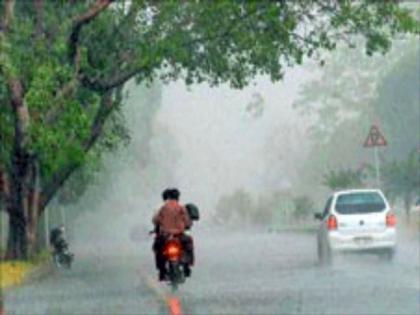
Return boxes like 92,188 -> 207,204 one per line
5,79 -> 32,260
6,204 -> 27,260
5,157 -> 41,259
27,160 -> 40,256
5,153 -> 30,259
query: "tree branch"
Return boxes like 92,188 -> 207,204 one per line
0,0 -> 14,34
39,91 -> 117,211
80,4 -> 267,92
33,0 -> 44,38
10,79 -> 30,151
68,0 -> 114,65
81,66 -> 143,92
0,165 -> 10,213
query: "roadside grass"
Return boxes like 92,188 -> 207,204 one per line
0,249 -> 50,289
0,261 -> 34,289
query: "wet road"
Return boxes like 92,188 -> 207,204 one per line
4,227 -> 420,315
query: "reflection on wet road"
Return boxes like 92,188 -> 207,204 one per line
5,227 -> 420,315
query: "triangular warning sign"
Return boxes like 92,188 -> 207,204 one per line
363,125 -> 387,148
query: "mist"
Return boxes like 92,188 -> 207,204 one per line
62,65 -> 318,247
3,3 -> 419,314
159,68 -> 316,214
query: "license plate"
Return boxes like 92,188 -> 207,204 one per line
354,237 -> 373,244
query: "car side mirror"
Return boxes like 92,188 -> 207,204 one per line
314,213 -> 323,220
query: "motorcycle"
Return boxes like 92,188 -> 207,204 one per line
52,242 -> 74,269
152,202 -> 199,290
162,236 -> 187,291
150,231 -> 190,291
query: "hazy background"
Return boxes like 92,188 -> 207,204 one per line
28,37 -> 417,248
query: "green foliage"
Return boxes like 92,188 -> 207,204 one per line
29,249 -> 50,265
214,189 -> 255,225
0,0 -> 418,211
294,37 -> 419,195
374,49 -> 420,160
55,83 -> 162,208
292,196 -> 314,220
322,168 -> 364,191
382,150 -> 420,210
215,190 -> 317,226
214,189 -> 274,226
77,1 -> 420,88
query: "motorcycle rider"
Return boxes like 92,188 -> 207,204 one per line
152,188 -> 194,281
50,225 -> 69,255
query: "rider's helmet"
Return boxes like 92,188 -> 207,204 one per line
169,188 -> 180,201
162,188 -> 172,201
162,188 -> 180,201
58,225 -> 65,234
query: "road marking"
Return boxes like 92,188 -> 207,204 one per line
139,268 -> 184,315
167,297 -> 182,315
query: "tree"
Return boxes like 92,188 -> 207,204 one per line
374,49 -> 420,161
214,189 -> 255,226
214,189 -> 275,226
293,36 -> 419,196
0,1 -> 418,259
322,168 -> 364,191
382,150 -> 420,219
292,195 -> 314,221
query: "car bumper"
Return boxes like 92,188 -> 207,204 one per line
327,229 -> 396,251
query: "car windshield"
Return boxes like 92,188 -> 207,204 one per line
335,192 -> 386,214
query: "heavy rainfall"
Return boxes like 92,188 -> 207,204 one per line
0,1 -> 419,315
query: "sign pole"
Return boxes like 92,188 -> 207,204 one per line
374,146 -> 380,187
363,124 -> 387,188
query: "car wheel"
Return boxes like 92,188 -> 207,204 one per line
317,238 -> 324,262
318,240 -> 333,266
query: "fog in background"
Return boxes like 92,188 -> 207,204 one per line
65,65 -> 318,248
159,67 -> 316,215
62,39 -> 419,249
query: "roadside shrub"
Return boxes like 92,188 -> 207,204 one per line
292,196 -> 314,221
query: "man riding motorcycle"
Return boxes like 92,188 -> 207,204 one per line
152,188 -> 195,281
49,225 -> 74,268
50,225 -> 69,253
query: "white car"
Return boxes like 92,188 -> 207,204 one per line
315,189 -> 396,264
413,198 -> 420,213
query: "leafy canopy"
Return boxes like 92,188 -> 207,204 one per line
0,0 -> 418,208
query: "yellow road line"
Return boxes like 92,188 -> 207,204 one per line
138,268 -> 184,315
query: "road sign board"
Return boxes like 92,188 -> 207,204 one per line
363,125 -> 387,148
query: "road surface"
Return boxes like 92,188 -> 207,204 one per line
4,227 -> 420,315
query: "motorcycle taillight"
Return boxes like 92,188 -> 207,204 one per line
164,241 -> 182,260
